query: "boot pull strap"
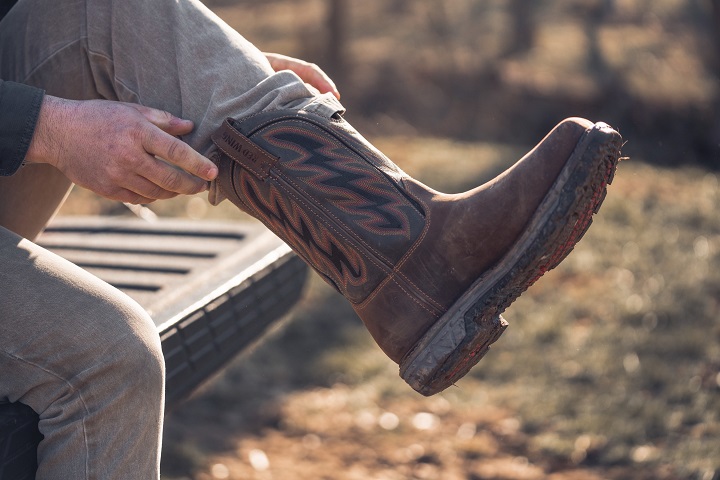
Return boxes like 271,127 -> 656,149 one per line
211,119 -> 278,180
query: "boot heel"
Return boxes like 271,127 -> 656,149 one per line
400,308 -> 508,396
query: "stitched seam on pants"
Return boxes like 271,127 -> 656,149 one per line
22,38 -> 88,84
87,49 -> 141,101
0,349 -> 91,477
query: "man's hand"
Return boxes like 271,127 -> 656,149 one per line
25,96 -> 218,204
265,53 -> 341,100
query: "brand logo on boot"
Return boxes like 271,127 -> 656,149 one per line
221,131 -> 264,167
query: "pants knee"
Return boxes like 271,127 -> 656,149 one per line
82,298 -> 166,406
112,305 -> 165,398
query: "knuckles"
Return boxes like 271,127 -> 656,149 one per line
147,183 -> 175,200
165,140 -> 182,163
161,169 -> 184,192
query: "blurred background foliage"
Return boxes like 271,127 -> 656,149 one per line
207,0 -> 720,168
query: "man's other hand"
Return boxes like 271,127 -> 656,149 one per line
264,53 -> 341,100
25,96 -> 218,204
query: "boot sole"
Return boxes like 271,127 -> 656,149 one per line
400,123 -> 623,396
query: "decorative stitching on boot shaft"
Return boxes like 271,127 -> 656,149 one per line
255,120 -> 425,258
229,163 -> 391,302
258,122 -> 418,239
218,112 -> 431,307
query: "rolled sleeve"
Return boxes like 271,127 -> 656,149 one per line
0,80 -> 45,176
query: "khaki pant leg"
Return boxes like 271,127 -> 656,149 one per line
0,227 -> 165,480
0,164 -> 72,240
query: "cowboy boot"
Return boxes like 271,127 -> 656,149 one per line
208,98 -> 622,396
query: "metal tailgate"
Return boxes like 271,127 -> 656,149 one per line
37,216 -> 308,405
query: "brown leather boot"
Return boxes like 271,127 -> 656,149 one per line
209,103 -> 622,396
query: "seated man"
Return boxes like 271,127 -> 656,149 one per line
0,0 -> 622,478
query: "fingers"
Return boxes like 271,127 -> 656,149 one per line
115,105 -> 217,197
265,53 -> 340,99
103,163 -> 203,203
97,165 -> 186,203
128,103 -> 195,136
124,173 -> 188,201
113,188 -> 157,205
303,64 -> 340,99
89,176 -> 160,205
111,160 -> 210,202
138,153 -> 211,197
126,104 -> 218,185
139,125 -> 218,184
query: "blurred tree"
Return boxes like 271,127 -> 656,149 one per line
709,0 -> 720,157
326,0 -> 348,86
584,0 -> 613,85
386,0 -> 409,15
504,0 -> 536,57
712,0 -> 720,52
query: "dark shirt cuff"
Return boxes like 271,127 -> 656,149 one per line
0,81 -> 45,176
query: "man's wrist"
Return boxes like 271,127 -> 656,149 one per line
25,95 -> 71,168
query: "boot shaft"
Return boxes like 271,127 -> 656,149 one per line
211,109 -> 427,304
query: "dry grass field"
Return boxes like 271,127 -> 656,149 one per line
56,0 -> 720,478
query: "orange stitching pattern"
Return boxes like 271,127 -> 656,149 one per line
389,185 -> 445,311
357,273 -> 442,319
257,120 -> 421,265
